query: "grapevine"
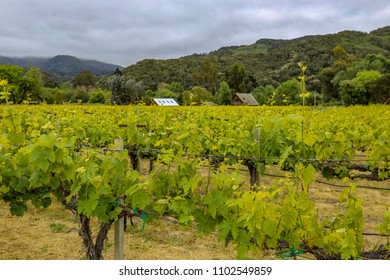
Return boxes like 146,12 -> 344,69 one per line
1,103 -> 389,259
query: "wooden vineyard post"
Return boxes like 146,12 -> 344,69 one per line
113,138 -> 124,260
255,129 -> 261,186
128,148 -> 142,173
137,156 -> 142,174
114,200 -> 124,260
247,129 -> 262,189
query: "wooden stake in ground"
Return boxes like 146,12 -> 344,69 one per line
255,129 -> 261,186
114,138 -> 124,260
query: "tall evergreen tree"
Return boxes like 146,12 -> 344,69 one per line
225,63 -> 253,93
217,81 -> 232,105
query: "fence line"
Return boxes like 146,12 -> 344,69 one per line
80,145 -> 390,189
125,146 -> 390,185
125,147 -> 389,163
80,145 -> 390,164
256,171 -> 390,191
156,210 -> 387,239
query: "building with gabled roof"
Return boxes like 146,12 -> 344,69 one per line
151,98 -> 179,106
232,93 -> 259,106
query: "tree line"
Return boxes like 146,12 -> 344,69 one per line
0,46 -> 389,106
0,62 -> 236,105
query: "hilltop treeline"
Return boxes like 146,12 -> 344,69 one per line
122,26 -> 390,105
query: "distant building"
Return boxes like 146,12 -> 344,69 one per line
232,93 -> 259,106
151,98 -> 179,106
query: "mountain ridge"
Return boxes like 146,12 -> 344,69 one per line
123,26 -> 390,91
0,54 -> 122,78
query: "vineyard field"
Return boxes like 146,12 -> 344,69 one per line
1,104 -> 389,260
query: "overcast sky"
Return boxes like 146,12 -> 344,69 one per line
0,0 -> 389,67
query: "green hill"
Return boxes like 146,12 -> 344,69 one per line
0,55 -> 122,78
122,26 -> 390,93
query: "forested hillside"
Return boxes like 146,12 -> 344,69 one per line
123,26 -> 390,105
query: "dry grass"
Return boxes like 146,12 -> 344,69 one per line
0,199 -> 81,260
1,199 -> 277,260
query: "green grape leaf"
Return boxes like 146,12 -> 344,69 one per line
7,132 -> 25,145
10,201 -> 28,216
42,197 -> 52,208
35,134 -> 55,149
131,189 -> 150,210
304,134 -> 316,147
278,145 -> 292,169
302,164 -> 316,193
93,204 -> 111,223
236,235 -> 251,259
77,191 -> 99,217
321,167 -> 334,180
178,213 -> 193,225
378,170 -> 389,180
262,219 -> 278,237
31,147 -> 56,168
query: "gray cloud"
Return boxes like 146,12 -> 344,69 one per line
0,0 -> 389,66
